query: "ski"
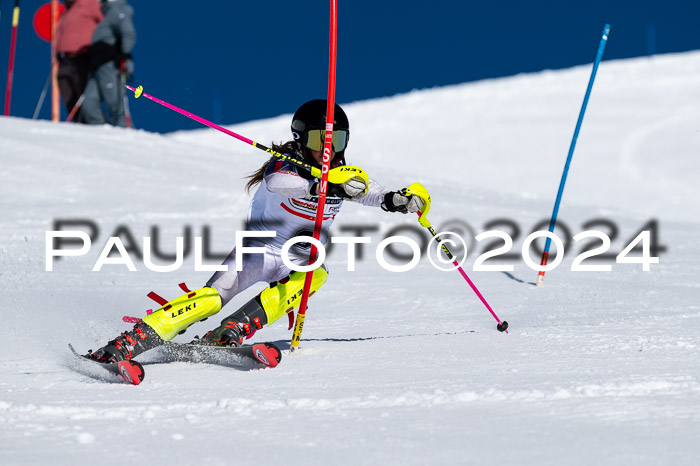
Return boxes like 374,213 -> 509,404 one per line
68,343 -> 146,385
158,341 -> 282,370
68,341 -> 281,385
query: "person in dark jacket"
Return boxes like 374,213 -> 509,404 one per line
82,0 -> 136,127
55,0 -> 104,122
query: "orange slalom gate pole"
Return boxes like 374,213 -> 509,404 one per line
50,0 -> 59,121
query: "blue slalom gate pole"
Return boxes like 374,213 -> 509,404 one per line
536,24 -> 610,287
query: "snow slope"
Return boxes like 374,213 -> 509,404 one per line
1,51 -> 699,465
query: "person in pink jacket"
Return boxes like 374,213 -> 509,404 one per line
55,0 -> 103,122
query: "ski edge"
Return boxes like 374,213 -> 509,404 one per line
161,341 -> 283,369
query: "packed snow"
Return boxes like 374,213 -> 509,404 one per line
1,51 -> 699,465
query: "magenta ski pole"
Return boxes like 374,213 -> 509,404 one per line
125,84 -> 324,178
426,220 -> 508,333
405,183 -> 509,333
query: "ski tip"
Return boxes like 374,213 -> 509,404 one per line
68,343 -> 79,356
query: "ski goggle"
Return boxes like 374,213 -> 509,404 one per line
303,129 -> 349,153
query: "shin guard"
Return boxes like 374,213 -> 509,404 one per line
143,287 -> 222,341
260,268 -> 328,325
206,267 -> 329,343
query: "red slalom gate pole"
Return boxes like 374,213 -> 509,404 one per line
290,0 -> 338,351
4,0 -> 20,116
120,60 -> 132,128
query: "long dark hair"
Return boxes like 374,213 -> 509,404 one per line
244,140 -> 298,193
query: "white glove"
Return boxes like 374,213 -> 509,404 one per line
381,190 -> 425,214
314,177 -> 367,200
340,177 -> 367,200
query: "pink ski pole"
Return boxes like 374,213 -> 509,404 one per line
125,85 -> 324,178
405,183 -> 509,333
426,217 -> 508,333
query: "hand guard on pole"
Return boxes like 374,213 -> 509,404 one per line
381,183 -> 430,216
321,166 -> 369,200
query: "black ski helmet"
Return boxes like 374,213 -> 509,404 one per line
291,99 -> 350,166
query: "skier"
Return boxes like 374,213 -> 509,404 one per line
87,100 -> 429,363
81,0 -> 136,127
55,0 -> 104,122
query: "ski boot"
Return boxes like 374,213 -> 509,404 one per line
195,266 -> 329,347
196,295 -> 267,347
88,321 -> 164,363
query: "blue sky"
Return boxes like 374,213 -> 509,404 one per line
1,0 -> 698,133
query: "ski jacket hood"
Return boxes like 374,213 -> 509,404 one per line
91,0 -> 136,53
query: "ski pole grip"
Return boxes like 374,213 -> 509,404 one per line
405,182 -> 432,227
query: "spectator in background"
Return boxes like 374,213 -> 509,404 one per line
82,0 -> 135,127
55,0 -> 104,123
